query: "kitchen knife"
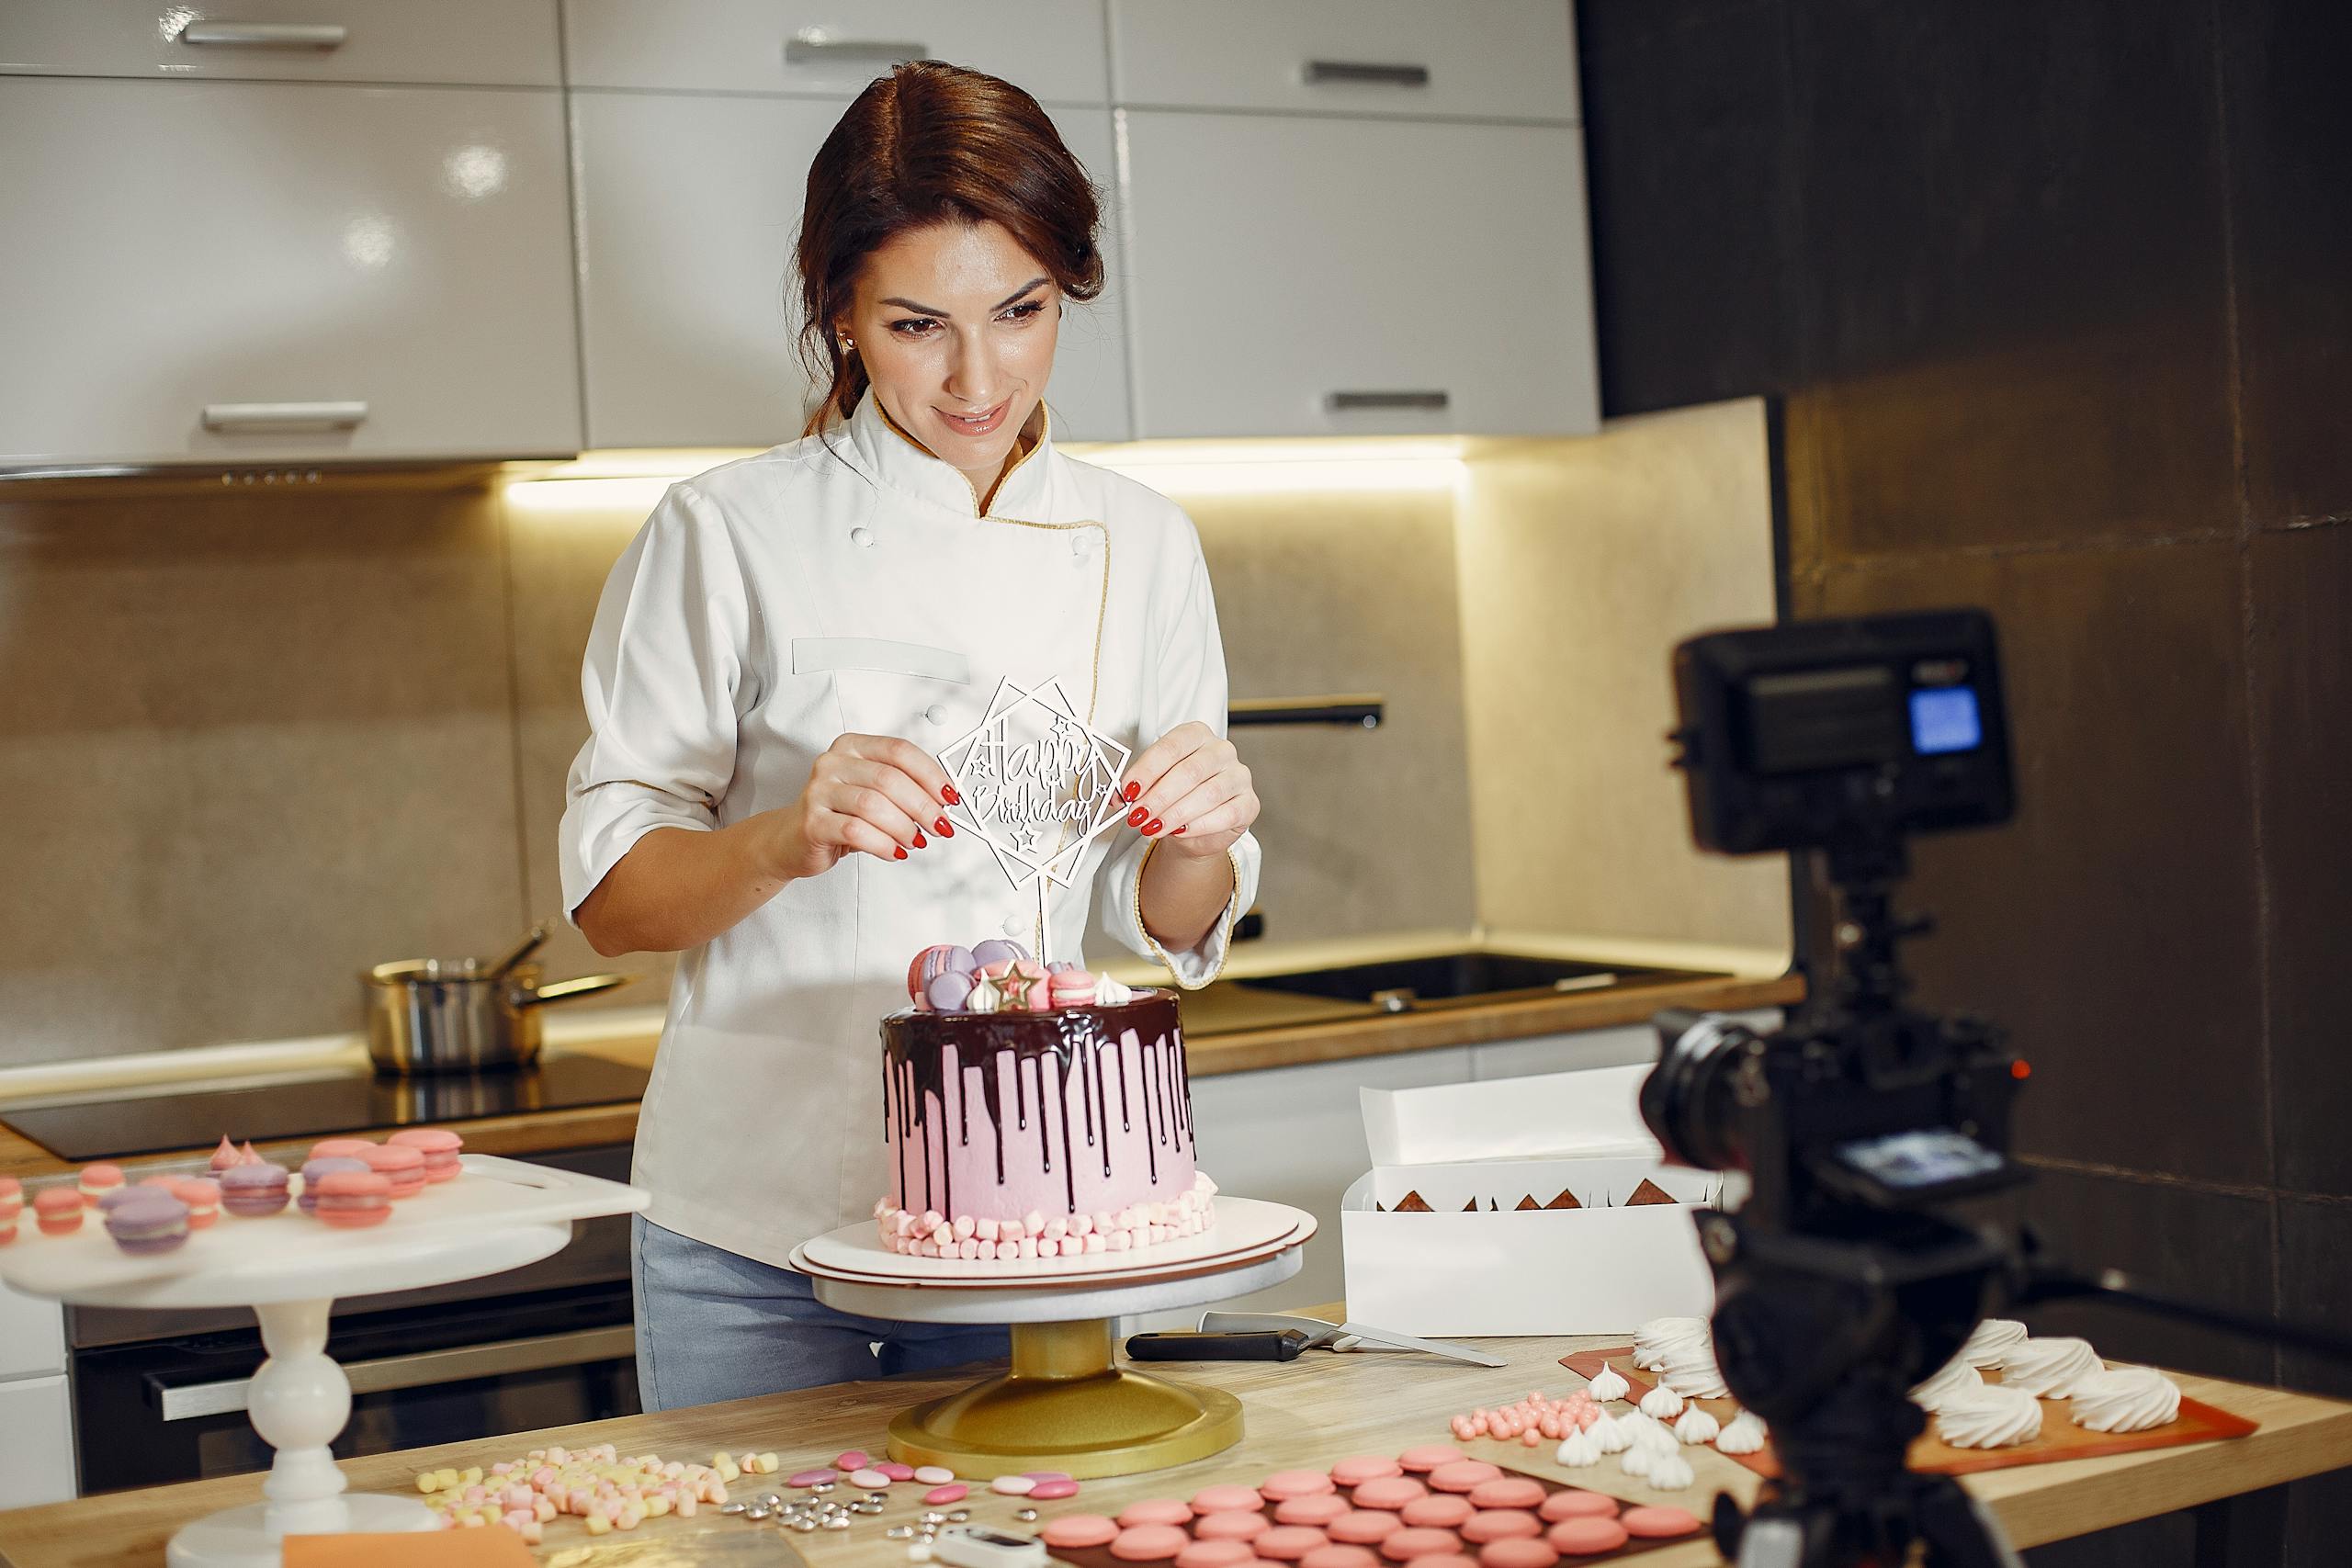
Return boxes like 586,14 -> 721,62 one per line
1125,1329 -> 1314,1362
1197,1311 -> 1506,1369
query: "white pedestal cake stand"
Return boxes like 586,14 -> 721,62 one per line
0,1155 -> 647,1568
794,1197 -> 1315,1479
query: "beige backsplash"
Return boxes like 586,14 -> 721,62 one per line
0,399 -> 1782,1067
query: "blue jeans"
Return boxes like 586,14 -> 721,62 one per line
630,1215 -> 1012,1410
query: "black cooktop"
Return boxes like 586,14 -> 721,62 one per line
0,1055 -> 652,1162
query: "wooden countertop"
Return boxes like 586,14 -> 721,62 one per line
0,975 -> 1800,1183
3,1306 -> 2345,1567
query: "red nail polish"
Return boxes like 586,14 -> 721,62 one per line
942,785 -> 961,806
1172,825 -> 1186,836
1144,818 -> 1163,836
1126,806 -> 1148,828
934,817 -> 953,836
1123,782 -> 1141,803
912,831 -> 927,850
893,846 -> 908,861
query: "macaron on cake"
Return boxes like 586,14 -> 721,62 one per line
171,1179 -> 222,1230
78,1163 -> 126,1209
105,1190 -> 190,1256
299,1157 -> 369,1215
34,1188 -> 84,1236
364,1143 -> 428,1200
311,1169 -> 393,1229
388,1128 -> 464,1183
220,1162 -> 291,1218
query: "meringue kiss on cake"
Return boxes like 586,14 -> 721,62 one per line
878,940 -> 1215,1261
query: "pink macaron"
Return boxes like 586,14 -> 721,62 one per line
172,1178 -> 221,1230
310,1137 -> 376,1162
387,1127 -> 464,1182
311,1170 -> 392,1228
1046,967 -> 1100,1009
362,1143 -> 427,1199
77,1163 -> 126,1207
34,1188 -> 83,1235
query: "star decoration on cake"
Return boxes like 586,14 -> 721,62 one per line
939,676 -> 1132,892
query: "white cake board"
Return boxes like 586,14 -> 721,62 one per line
0,1154 -> 647,1567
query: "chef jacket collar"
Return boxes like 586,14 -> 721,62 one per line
838,390 -> 1056,522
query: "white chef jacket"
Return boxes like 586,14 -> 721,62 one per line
558,392 -> 1261,1268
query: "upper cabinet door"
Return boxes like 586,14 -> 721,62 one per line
573,95 -> 1131,447
0,78 -> 581,468
1109,0 -> 1578,123
563,1 -> 1110,103
1121,112 -> 1598,439
0,1 -> 559,86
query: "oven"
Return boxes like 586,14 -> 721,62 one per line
66,1145 -> 639,1495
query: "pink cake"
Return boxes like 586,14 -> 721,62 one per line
876,942 -> 1215,1260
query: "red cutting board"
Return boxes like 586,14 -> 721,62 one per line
1558,1347 -> 2257,1477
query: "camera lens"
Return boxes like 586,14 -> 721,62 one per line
1641,1010 -> 1759,1173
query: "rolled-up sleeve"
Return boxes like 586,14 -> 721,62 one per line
1095,518 -> 1262,987
559,483 -> 751,921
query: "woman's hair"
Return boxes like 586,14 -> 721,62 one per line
796,61 -> 1104,434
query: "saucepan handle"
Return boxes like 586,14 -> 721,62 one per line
514,973 -> 634,1008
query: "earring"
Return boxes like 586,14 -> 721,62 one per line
839,336 -> 854,355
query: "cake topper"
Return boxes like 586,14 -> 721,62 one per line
938,676 -> 1132,962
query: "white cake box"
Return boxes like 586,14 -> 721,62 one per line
1340,1064 -> 1721,1337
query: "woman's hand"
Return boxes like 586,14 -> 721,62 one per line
761,733 -> 959,880
1120,722 -> 1259,857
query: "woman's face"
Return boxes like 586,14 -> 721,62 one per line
842,220 -> 1060,490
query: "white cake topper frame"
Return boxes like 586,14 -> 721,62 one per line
939,678 -> 1133,961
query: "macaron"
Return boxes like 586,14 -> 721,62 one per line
298,1157 -> 370,1214
1544,1517 -> 1627,1555
908,943 -> 976,1004
310,1137 -> 376,1162
1616,1506 -> 1702,1539
78,1163 -> 125,1207
969,938 -> 1028,969
363,1143 -> 427,1199
925,970 -> 975,1011
311,1169 -> 393,1228
105,1190 -> 190,1255
389,1127 -> 464,1181
0,1177 -> 18,1223
220,1162 -> 291,1217
1047,967 -> 1101,1009
34,1188 -> 83,1235
172,1178 -> 221,1230
208,1135 -> 242,1174
1278,1496 -> 1351,1528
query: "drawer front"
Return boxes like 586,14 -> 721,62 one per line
0,1376 -> 74,1507
0,1280 -> 65,1380
0,1 -> 559,86
574,93 -> 1130,446
563,0 -> 1109,103
1109,0 -> 1578,123
0,78 -> 581,468
1122,112 -> 1598,439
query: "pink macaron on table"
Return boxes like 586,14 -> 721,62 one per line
0,1153 -> 647,1568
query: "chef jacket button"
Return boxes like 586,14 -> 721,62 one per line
924,704 -> 948,726
851,525 -> 876,547
1069,534 -> 1092,558
1002,913 -> 1028,937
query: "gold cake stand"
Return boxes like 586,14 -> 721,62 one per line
793,1198 -> 1315,1478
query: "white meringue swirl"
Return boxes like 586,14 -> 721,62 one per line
1715,1409 -> 1768,1455
1909,1356 -> 1985,1414
2069,1366 -> 2181,1433
1673,1405 -> 1721,1445
1585,1365 -> 1630,1403
1586,1411 -> 1633,1454
1638,1382 -> 1686,1420
1957,1318 -> 2030,1369
2000,1337 -> 2103,1398
1646,1450 -> 1695,1491
1554,1427 -> 1602,1468
1936,1384 -> 2043,1449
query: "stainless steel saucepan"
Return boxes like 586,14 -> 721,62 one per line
362,948 -> 633,1075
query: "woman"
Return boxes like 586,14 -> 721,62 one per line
560,61 -> 1262,1409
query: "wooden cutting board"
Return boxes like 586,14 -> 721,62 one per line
1559,1347 -> 2257,1477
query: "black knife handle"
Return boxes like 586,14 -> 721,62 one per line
1125,1330 -> 1310,1362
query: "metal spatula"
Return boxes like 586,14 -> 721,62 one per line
1197,1310 -> 1505,1368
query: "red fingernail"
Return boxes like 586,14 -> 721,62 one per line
893,846 -> 908,861
1123,782 -> 1141,803
1144,818 -> 1163,836
1126,807 -> 1148,828
912,831 -> 927,850
1173,825 -> 1186,836
934,817 -> 953,836
942,785 -> 961,806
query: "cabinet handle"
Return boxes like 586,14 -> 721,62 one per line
785,34 -> 929,66
1326,390 -> 1450,412
151,1325 -> 638,1422
201,401 -> 368,432
1304,60 -> 1431,88
179,22 -> 350,50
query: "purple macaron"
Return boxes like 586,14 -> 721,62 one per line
220,1161 -> 290,1217
970,938 -> 1028,969
298,1157 -> 368,1214
104,1190 -> 190,1256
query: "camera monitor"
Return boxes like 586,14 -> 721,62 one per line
1668,608 -> 2015,856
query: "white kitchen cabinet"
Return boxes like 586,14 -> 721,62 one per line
1470,1009 -> 1784,1083
563,1 -> 1109,103
0,1280 -> 65,1382
0,76 -> 581,468
571,94 -> 1132,447
1119,112 -> 1599,438
0,1375 -> 75,1507
0,1 -> 559,87
1110,0 -> 1578,123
